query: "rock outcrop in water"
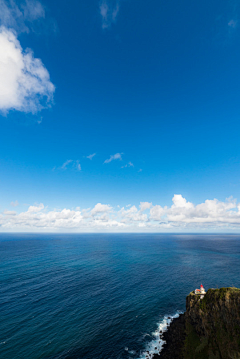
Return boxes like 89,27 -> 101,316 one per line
153,287 -> 240,359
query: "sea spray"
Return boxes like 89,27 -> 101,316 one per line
137,312 -> 181,359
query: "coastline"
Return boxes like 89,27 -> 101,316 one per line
152,314 -> 185,359
152,287 -> 240,359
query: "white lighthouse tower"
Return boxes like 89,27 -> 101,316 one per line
195,284 -> 206,299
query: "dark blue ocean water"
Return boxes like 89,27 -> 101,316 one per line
1,234 -> 240,359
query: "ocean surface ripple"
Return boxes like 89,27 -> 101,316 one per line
1,233 -> 240,359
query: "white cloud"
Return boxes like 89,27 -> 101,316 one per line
0,26 -> 55,114
61,159 -> 73,170
91,203 -> 112,216
119,205 -> 148,223
139,202 -> 152,212
0,202 -> 119,230
121,161 -> 134,168
27,203 -> 44,212
0,1 -> 55,114
99,0 -> 120,29
0,0 -> 45,33
172,194 -> 194,209
2,195 -> 240,232
60,160 -> 81,171
23,0 -> 45,22
86,153 -> 96,160
3,210 -> 17,215
104,153 -> 123,164
76,160 -> 81,171
150,205 -> 166,221
149,195 -> 240,228
10,200 -> 19,207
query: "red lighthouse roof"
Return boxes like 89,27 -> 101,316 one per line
200,284 -> 204,288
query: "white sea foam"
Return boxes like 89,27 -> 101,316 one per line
137,312 -> 181,359
129,350 -> 136,354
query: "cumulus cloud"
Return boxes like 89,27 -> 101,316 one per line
27,203 -> 44,212
0,26 -> 55,113
119,205 -> 148,223
86,153 -> 96,160
149,194 -> 240,228
150,204 -> 166,221
91,203 -> 112,216
104,153 -> 123,164
2,195 -> 240,232
4,210 -> 17,215
172,194 -> 193,209
139,202 -> 152,212
0,1 -> 55,114
0,202 -> 119,230
99,0 -> 120,29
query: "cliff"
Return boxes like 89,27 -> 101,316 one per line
153,287 -> 240,359
184,287 -> 240,359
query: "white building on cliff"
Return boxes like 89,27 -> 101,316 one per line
195,284 -> 206,299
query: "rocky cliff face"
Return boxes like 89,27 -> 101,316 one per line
184,287 -> 240,359
153,287 -> 240,359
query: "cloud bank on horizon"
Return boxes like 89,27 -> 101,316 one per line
1,195 -> 240,232
0,0 -> 55,114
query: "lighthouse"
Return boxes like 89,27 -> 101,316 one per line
194,284 -> 206,299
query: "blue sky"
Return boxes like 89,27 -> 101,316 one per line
1,0 -> 240,231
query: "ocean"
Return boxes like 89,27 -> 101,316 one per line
1,233 -> 240,359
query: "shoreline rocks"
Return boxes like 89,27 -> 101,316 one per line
152,314 -> 185,359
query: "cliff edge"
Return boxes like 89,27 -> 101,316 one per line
154,287 -> 240,359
